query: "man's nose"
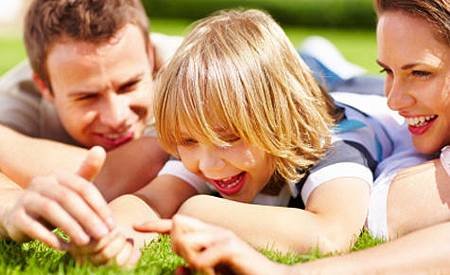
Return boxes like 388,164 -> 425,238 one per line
99,93 -> 130,130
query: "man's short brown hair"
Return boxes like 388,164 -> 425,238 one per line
24,0 -> 150,88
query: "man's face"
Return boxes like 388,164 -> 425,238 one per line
44,24 -> 153,150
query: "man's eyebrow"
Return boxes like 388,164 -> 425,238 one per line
118,73 -> 144,90
68,89 -> 98,97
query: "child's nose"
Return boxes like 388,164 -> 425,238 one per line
197,149 -> 226,175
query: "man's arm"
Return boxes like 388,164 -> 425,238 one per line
0,125 -> 169,201
95,136 -> 168,201
0,125 -> 88,186
0,147 -> 115,250
0,173 -> 23,239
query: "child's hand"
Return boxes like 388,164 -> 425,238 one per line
1,147 -> 115,250
134,215 -> 272,275
68,227 -> 141,267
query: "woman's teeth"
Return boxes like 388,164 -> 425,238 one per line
406,115 -> 437,127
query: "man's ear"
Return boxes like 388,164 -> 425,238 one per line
32,73 -> 54,103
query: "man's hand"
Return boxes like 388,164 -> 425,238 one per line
68,227 -> 141,267
1,146 -> 115,250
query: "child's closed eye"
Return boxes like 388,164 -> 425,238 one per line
179,138 -> 198,147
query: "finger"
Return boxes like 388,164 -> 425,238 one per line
114,241 -> 134,267
67,228 -> 121,257
77,146 -> 106,181
172,214 -> 212,233
36,183 -> 110,240
57,172 -> 115,230
172,231 -> 219,253
24,192 -> 91,245
91,234 -> 127,265
125,248 -> 141,268
134,219 -> 173,233
171,231 -> 216,266
10,209 -> 69,250
193,246 -> 230,272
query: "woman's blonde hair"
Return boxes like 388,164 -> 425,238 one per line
155,9 -> 340,184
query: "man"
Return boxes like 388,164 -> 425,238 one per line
0,0 -> 200,262
0,0 -> 174,201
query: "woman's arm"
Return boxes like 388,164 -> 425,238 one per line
295,221 -> 450,275
178,178 -> 369,254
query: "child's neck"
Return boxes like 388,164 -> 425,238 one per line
261,174 -> 284,195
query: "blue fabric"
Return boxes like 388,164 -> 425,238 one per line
300,52 -> 343,90
334,118 -> 384,162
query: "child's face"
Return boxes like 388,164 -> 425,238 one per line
177,132 -> 275,203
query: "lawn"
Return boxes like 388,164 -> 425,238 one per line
0,232 -> 383,274
0,19 -> 378,76
0,18 -> 382,274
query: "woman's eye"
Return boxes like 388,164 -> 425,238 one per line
379,68 -> 392,75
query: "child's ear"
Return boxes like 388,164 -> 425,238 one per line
32,73 -> 54,103
147,38 -> 156,77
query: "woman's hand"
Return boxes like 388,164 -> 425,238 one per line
135,214 -> 284,275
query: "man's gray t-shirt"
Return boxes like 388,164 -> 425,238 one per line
0,61 -> 77,145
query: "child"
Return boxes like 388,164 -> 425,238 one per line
70,9 -> 393,264
147,9 -> 391,253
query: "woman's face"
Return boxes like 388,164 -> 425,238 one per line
377,11 -> 450,154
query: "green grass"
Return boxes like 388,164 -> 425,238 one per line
0,19 -> 378,77
0,231 -> 383,274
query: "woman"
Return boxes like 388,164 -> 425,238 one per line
137,0 -> 450,273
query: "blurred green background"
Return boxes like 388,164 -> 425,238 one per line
0,0 -> 379,76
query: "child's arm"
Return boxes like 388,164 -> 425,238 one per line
178,177 -> 369,254
104,174 -> 199,249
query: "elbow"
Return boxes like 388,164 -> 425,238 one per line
297,223 -> 361,254
312,233 -> 357,254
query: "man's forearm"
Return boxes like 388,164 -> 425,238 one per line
0,173 -> 23,239
95,137 -> 169,201
0,126 -> 87,187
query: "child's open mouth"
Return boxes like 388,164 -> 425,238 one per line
210,172 -> 246,196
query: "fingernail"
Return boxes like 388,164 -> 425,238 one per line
96,224 -> 109,238
106,217 -> 116,230
126,238 -> 134,245
78,233 -> 90,245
